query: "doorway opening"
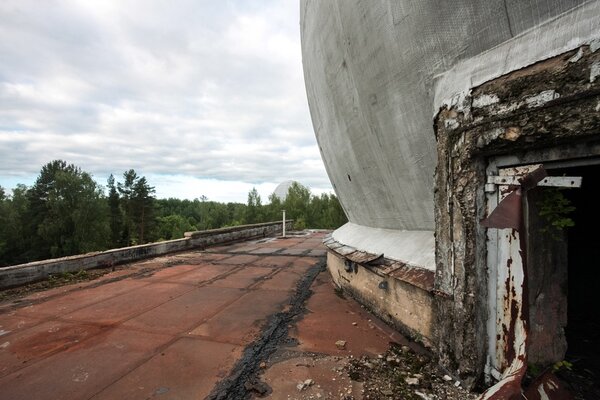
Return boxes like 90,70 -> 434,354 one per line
525,163 -> 600,398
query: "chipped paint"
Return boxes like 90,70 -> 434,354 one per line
522,370 -> 575,400
445,118 -> 460,130
525,90 -> 560,108
473,94 -> 500,108
568,48 -> 584,63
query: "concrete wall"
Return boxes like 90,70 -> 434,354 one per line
0,220 -> 293,290
327,251 -> 434,347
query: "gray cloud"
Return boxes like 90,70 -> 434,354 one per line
0,1 -> 331,198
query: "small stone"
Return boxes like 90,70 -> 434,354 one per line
259,362 -> 267,369
380,388 -> 393,396
405,377 -> 419,386
415,391 -> 433,400
454,381 -> 461,387
335,340 -> 347,350
401,345 -> 410,353
297,379 -> 314,391
352,322 -> 357,326
413,373 -> 423,379
442,374 -> 452,382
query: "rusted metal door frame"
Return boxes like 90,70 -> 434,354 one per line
485,159 -> 532,382
484,164 -> 539,385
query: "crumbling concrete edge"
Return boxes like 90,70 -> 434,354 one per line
0,220 -> 293,289
206,260 -> 326,400
323,235 -> 435,292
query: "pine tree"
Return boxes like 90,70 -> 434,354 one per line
107,174 -> 122,247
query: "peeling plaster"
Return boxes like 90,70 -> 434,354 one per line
590,62 -> 600,83
525,90 -> 560,108
473,94 -> 500,108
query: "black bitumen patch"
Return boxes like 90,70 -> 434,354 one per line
205,259 -> 326,400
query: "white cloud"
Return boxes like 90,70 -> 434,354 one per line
0,1 -> 332,202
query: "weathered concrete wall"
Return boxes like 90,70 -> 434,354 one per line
327,251 -> 434,347
301,1 -> 599,386
0,221 -> 293,289
301,0 -> 596,232
434,46 -> 600,384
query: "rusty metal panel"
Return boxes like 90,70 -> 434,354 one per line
522,370 -> 574,400
371,260 -> 405,275
481,189 -> 523,230
345,251 -> 383,265
389,264 -> 435,292
333,245 -> 358,256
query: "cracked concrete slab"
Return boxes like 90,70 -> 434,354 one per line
0,230 -> 417,399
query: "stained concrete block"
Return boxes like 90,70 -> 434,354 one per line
326,251 -> 433,347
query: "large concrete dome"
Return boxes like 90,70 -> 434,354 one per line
300,0 -> 596,264
273,180 -> 297,201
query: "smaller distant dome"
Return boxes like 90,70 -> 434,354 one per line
273,180 -> 297,201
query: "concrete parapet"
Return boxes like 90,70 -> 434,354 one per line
0,220 -> 293,289
326,250 -> 434,348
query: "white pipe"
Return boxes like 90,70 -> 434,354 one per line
282,210 -> 286,238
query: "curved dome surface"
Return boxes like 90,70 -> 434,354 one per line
273,180 -> 297,201
301,0 -> 592,234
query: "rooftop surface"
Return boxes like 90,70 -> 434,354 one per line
0,231 -> 405,399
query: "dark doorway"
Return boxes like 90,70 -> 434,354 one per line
524,163 -> 600,398
559,164 -> 600,399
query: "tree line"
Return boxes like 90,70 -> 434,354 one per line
0,160 -> 347,267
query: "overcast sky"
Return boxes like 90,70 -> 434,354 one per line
0,0 -> 331,202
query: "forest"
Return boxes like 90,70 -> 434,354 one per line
0,160 -> 347,267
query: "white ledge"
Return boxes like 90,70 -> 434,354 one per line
331,222 -> 435,271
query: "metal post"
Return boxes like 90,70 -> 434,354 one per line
282,210 -> 286,238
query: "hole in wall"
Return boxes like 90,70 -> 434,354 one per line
525,164 -> 600,397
